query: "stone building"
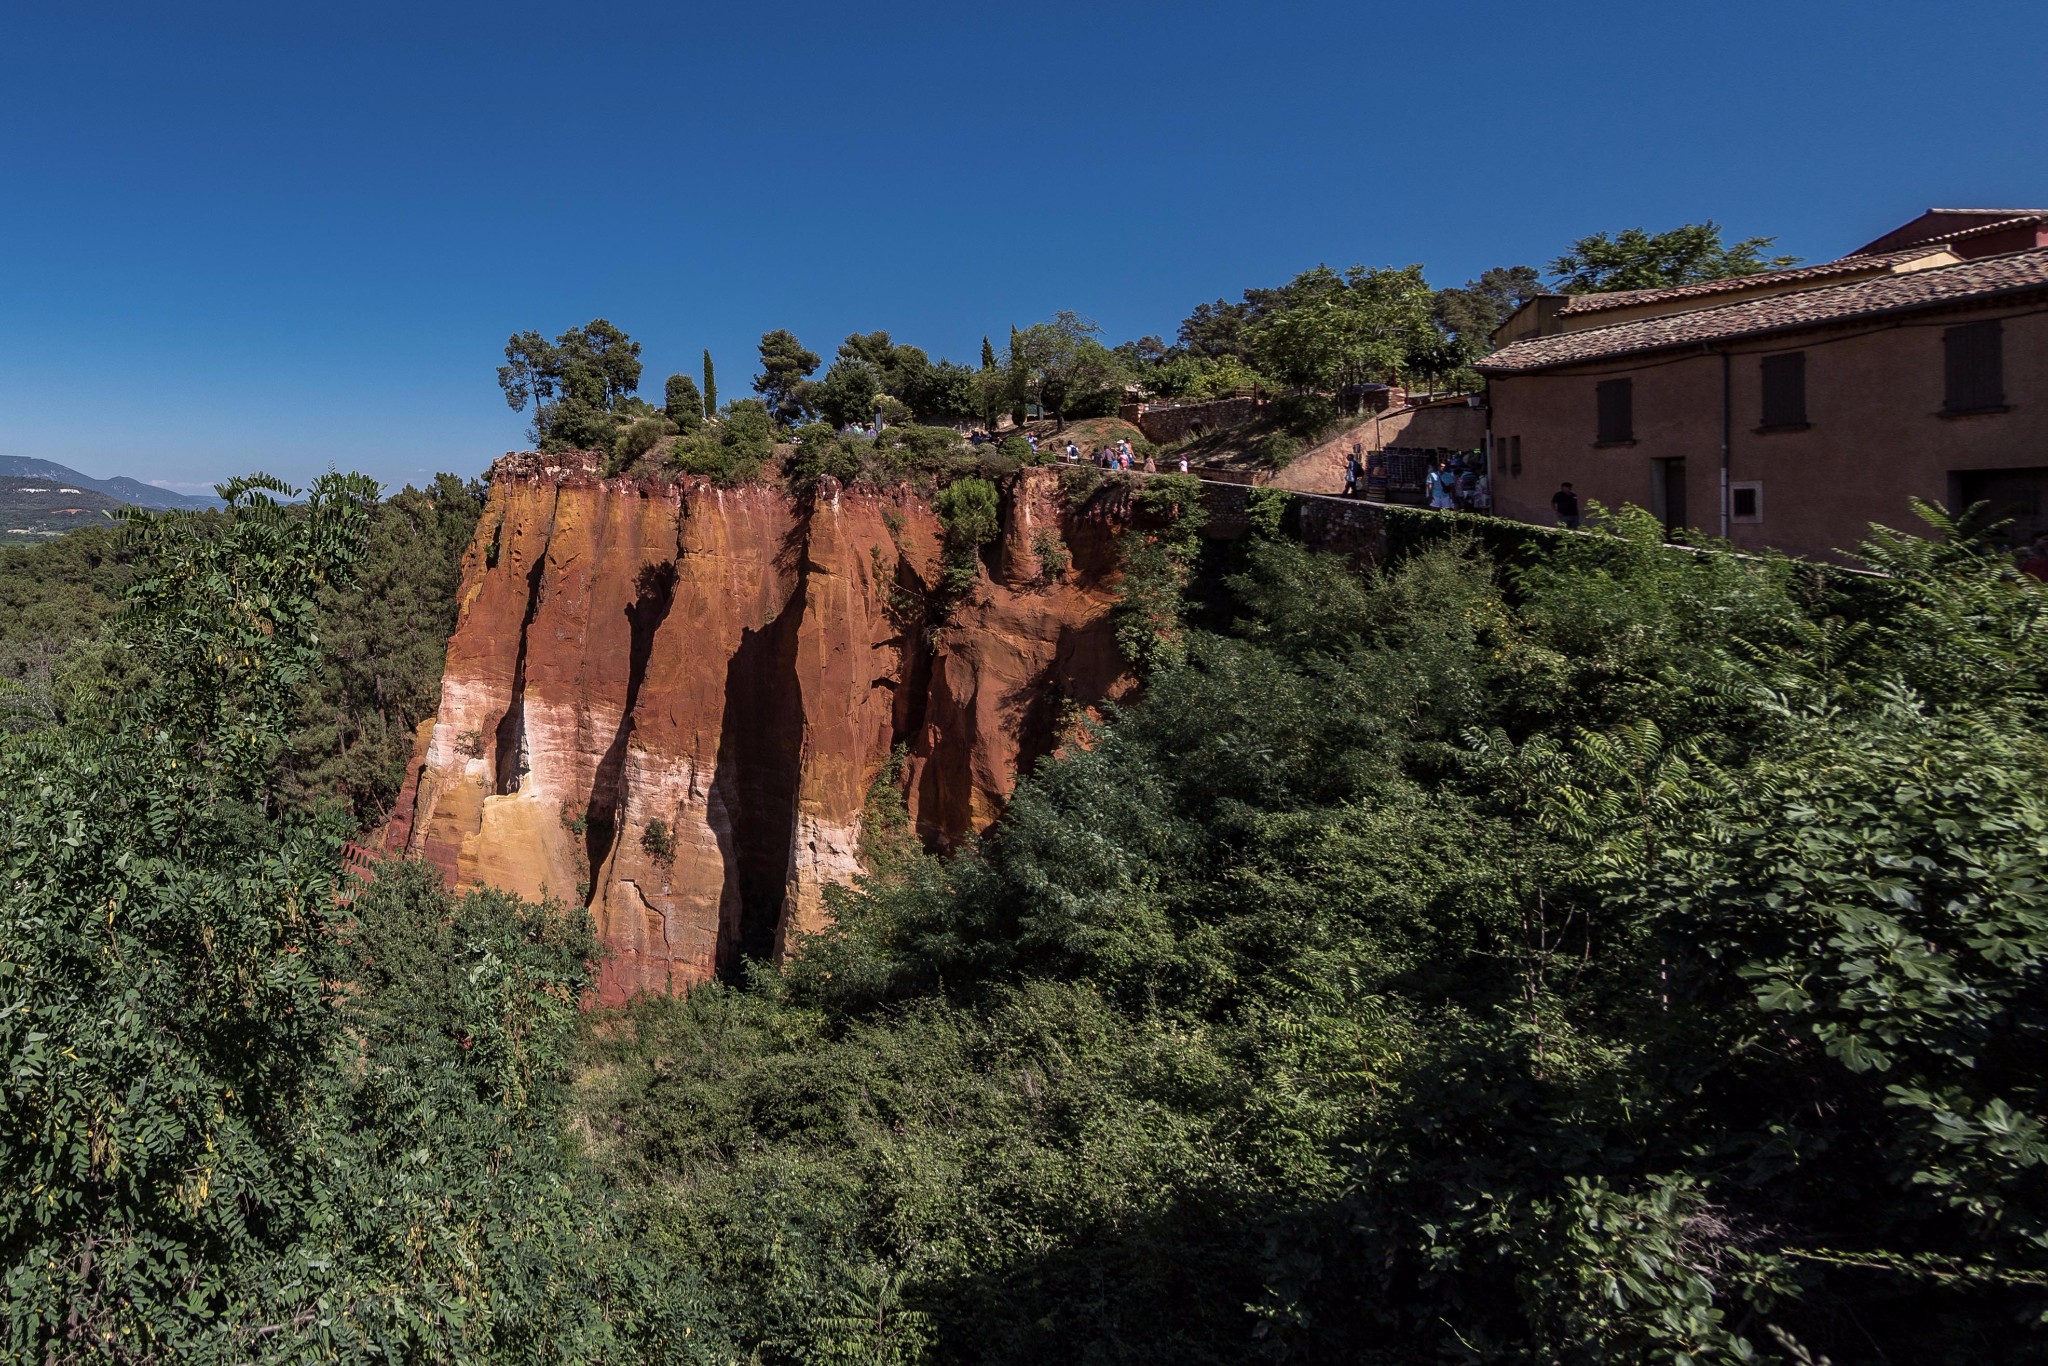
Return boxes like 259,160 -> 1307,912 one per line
1477,209 -> 2048,561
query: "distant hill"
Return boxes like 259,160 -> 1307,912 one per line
0,457 -> 218,512
0,477 -> 133,542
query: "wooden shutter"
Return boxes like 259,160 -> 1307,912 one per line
1596,379 -> 1633,443
1760,352 -> 1806,428
1945,321 -> 2005,413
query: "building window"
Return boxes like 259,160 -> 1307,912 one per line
1759,352 -> 1806,428
1596,378 -> 1633,443
1944,321 -> 2005,414
1731,481 -> 1763,524
1510,435 -> 1522,475
1494,435 -> 1510,471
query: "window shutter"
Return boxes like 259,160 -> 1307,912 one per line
1596,379 -> 1633,443
1944,321 -> 2004,413
1760,352 -> 1806,428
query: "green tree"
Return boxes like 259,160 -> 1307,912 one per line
1176,297 -> 1262,361
754,329 -> 822,425
980,335 -> 996,371
280,474 -> 484,824
933,476 -> 1000,597
1012,312 -> 1129,431
1005,325 -> 1028,426
703,348 -> 718,414
496,329 -> 561,442
498,321 -> 643,448
1432,264 -> 1543,349
0,472 -> 375,1352
904,359 -> 978,424
816,357 -> 884,429
1550,222 -> 1799,293
555,318 -> 643,408
1250,264 -> 1437,390
665,372 -> 705,430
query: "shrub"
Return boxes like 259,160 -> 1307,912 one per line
1271,391 -> 1341,441
640,818 -> 676,866
608,415 -> 674,475
664,373 -> 704,430
934,476 -> 1000,599
542,396 -> 616,453
1059,463 -> 1105,507
1031,527 -> 1071,582
720,399 -> 775,459
1254,432 -> 1302,469
786,424 -> 863,494
673,400 -> 775,484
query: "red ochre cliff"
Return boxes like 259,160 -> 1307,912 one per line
388,451 -> 1133,1004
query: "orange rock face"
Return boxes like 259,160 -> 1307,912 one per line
396,452 -> 1132,1004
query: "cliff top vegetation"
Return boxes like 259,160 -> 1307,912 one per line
491,220 -> 1795,488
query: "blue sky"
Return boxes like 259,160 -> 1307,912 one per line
3,0 -> 2044,493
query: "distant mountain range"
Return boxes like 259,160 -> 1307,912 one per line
0,456 -> 219,512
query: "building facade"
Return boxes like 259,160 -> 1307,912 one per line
1479,210 -> 2048,562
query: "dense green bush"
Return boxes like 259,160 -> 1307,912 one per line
0,477 -> 483,823
13,471 -> 2048,1362
0,477 -> 631,1361
933,476 -> 999,599
785,423 -> 969,495
664,372 -> 704,430
672,399 -> 776,483
576,505 -> 2048,1363
605,415 -> 675,476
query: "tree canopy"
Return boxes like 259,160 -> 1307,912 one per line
495,319 -> 646,449
754,329 -> 823,424
1550,221 -> 1800,293
1247,264 -> 1437,390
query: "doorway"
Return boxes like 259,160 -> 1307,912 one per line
1650,458 -> 1687,538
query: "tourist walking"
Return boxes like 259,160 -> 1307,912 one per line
1428,462 -> 1456,511
1343,446 -> 1362,498
1177,454 -> 1190,474
1552,482 -> 1580,529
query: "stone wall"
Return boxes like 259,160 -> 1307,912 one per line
1120,396 -> 1261,445
1195,481 -> 1392,562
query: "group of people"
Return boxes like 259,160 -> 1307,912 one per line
1342,445 -> 1492,513
965,427 -> 1189,475
1075,437 -> 1164,473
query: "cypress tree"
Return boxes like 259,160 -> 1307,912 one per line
1006,325 -> 1028,425
980,336 -> 996,371
702,349 -> 718,415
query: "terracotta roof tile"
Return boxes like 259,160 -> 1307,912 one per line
1553,248 -> 1949,317
1478,248 -> 2048,374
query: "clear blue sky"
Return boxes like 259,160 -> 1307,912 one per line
4,0 -> 2045,493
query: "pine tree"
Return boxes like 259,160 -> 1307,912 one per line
980,336 -> 996,371
702,349 -> 718,415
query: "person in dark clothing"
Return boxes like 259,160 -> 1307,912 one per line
1343,446 -> 1362,497
1552,482 -> 1580,529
